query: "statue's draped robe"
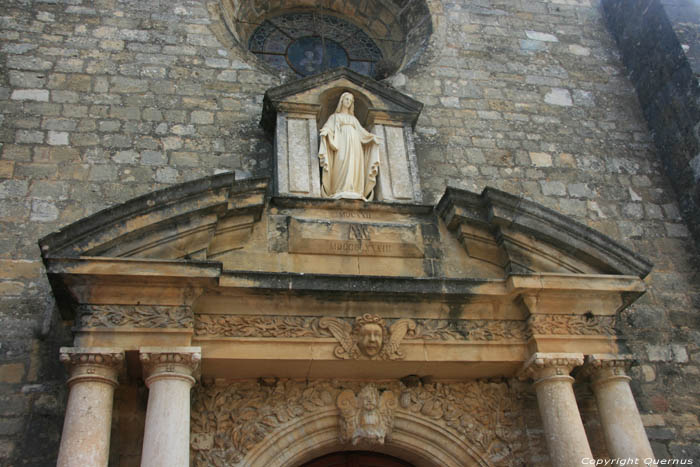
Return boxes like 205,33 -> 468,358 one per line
319,112 -> 380,200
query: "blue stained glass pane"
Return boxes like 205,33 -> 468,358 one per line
249,12 -> 382,78
349,61 -> 371,75
288,37 -> 348,76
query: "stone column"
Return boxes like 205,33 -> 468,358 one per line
520,352 -> 592,466
57,347 -> 124,467
583,354 -> 654,461
140,347 -> 201,467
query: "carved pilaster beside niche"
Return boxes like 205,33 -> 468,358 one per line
190,379 -> 530,467
77,304 -> 193,329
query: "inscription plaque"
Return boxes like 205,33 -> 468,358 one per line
288,217 -> 424,258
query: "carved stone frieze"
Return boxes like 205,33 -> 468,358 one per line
194,314 -> 530,343
409,319 -> 529,341
527,314 -> 616,336
337,384 -> 397,445
77,305 -> 193,328
320,314 -> 416,360
195,314 -> 331,338
190,379 -> 531,467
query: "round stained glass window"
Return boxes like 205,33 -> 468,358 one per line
248,12 -> 383,78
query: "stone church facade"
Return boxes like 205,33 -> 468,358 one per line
0,0 -> 699,466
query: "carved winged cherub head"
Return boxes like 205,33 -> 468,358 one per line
354,314 -> 386,358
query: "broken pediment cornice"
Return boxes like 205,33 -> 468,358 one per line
437,186 -> 653,279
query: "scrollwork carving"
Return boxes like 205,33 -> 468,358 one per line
77,305 -> 193,328
527,314 -> 616,336
410,319 -> 528,341
195,314 -> 330,338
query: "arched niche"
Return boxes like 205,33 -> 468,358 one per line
318,87 -> 372,129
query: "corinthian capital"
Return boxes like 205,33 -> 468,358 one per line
59,347 -> 125,386
139,347 -> 201,383
519,352 -> 584,382
581,354 -> 634,384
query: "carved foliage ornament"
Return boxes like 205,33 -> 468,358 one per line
78,305 -> 193,329
319,314 -> 416,360
190,379 -> 531,467
527,314 -> 616,336
337,384 -> 397,445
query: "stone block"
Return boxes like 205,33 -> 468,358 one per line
16,130 -> 44,144
0,417 -> 23,436
540,180 -> 566,196
0,363 -> 25,383
0,180 -> 29,199
529,152 -> 552,167
47,131 -> 68,146
30,199 -> 59,222
544,88 -> 573,106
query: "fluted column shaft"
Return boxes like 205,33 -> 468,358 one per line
57,347 -> 124,467
584,355 -> 654,461
521,352 -> 592,467
139,347 -> 201,467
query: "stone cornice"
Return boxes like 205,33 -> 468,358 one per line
437,186 -> 653,278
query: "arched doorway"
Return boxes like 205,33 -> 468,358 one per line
302,451 -> 414,467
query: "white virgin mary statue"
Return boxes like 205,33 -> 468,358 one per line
319,92 -> 381,201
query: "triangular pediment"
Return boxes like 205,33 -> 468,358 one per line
260,67 -> 423,134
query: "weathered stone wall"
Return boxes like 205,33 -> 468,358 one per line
0,0 -> 698,465
602,0 -> 700,254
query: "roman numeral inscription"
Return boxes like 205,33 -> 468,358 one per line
288,217 -> 424,258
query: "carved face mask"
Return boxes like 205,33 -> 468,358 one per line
358,323 -> 383,357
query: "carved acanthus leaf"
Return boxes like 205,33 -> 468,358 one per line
78,305 -> 193,328
191,380 -> 338,466
190,379 -> 531,467
527,314 -> 616,336
399,381 -> 528,466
